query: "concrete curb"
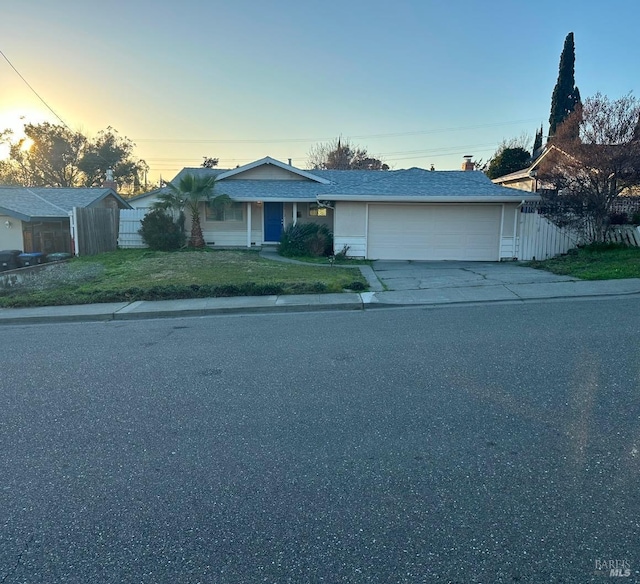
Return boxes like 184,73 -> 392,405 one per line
2,280 -> 640,326
0,294 -> 366,326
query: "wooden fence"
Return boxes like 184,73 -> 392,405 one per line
516,205 -> 580,260
607,225 -> 640,246
516,203 -> 640,260
72,207 -> 120,256
118,208 -> 148,248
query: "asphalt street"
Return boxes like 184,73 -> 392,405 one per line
1,299 -> 639,583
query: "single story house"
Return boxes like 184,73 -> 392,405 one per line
0,187 -> 131,254
490,146 -> 557,192
131,157 -> 539,261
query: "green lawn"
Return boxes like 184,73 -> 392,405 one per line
526,244 -> 640,279
0,249 -> 368,308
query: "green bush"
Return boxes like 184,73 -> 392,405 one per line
279,223 -> 333,257
139,209 -> 185,251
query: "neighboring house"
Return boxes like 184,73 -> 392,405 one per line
131,157 -> 538,261
493,145 -> 640,202
491,147 -> 555,192
0,187 -> 131,254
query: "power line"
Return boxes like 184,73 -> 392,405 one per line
143,141 -> 499,165
0,48 -> 70,129
131,119 -> 541,145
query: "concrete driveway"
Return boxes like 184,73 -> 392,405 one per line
371,260 -> 578,291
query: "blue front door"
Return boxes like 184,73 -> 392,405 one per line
264,202 -> 284,242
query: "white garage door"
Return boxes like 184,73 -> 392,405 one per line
367,204 -> 502,261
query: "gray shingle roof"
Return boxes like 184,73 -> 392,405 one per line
213,168 -> 528,201
134,163 -> 534,204
0,187 -> 130,221
326,168 -> 528,198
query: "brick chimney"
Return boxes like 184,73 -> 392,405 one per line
102,168 -> 117,192
461,155 -> 475,171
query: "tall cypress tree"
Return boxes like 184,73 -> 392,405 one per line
532,125 -> 543,155
549,32 -> 581,138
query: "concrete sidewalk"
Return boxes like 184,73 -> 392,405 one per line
1,277 -> 640,325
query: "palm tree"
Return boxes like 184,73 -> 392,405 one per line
152,173 -> 230,248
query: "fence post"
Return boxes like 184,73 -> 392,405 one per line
70,208 -> 78,256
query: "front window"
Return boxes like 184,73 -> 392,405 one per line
206,202 -> 244,222
309,203 -> 327,217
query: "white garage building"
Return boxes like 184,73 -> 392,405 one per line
329,168 -> 534,261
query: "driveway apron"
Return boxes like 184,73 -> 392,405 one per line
371,261 -> 579,292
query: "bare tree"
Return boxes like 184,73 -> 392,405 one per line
202,156 -> 219,168
538,93 -> 640,242
307,137 -> 389,170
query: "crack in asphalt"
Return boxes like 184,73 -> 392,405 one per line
460,266 -> 489,280
1,533 -> 34,583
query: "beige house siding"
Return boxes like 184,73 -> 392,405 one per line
195,202 -> 263,247
226,166 -> 311,181
501,204 -> 519,238
202,229 -> 262,247
334,202 -> 367,257
0,215 -> 25,250
496,178 -> 535,192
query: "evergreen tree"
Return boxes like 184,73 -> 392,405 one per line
532,125 -> 543,156
549,32 -> 581,138
486,147 -> 531,179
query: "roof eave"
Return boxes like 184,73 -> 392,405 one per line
492,172 -> 533,183
19,215 -> 70,222
325,195 -> 541,203
0,206 -> 30,221
230,196 -> 317,203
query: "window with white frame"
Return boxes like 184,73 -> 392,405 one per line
308,203 -> 327,217
206,201 -> 244,222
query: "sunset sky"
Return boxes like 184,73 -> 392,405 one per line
2,0 -> 640,184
